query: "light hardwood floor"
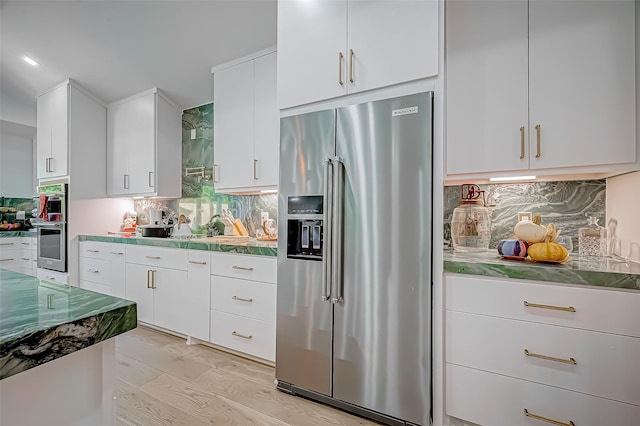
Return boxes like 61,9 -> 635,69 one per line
115,326 -> 380,425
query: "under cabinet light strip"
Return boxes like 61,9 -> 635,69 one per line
489,175 -> 536,182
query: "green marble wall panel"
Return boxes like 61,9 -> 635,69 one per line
444,180 -> 606,249
182,103 -> 214,199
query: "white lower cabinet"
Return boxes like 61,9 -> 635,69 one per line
445,274 -> 640,426
124,245 -> 210,341
0,237 -> 33,274
447,364 -> 640,426
79,241 -> 126,297
210,253 -> 277,362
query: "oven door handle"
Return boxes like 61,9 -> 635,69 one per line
33,222 -> 64,228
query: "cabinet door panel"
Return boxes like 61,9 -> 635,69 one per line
446,0 -> 529,175
348,0 -> 438,94
529,0 -> 635,169
253,52 -> 279,187
36,91 -> 52,178
107,102 -> 133,195
49,84 -> 69,177
151,267 -> 190,334
126,93 -> 156,194
125,263 -> 154,324
214,60 -> 255,190
277,0 -> 347,108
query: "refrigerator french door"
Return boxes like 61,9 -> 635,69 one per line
276,92 -> 433,425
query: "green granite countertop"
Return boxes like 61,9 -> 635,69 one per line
0,230 -> 36,238
0,269 -> 137,380
444,249 -> 640,291
79,234 -> 278,257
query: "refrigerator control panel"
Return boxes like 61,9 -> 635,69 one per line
287,219 -> 323,260
288,195 -> 323,215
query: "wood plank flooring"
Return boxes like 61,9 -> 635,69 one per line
116,326 -> 380,425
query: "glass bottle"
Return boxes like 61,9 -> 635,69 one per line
578,216 -> 607,257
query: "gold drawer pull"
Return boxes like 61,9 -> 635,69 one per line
110,252 -> 124,255
524,409 -> 575,426
232,265 -> 254,271
21,242 -> 30,246
145,256 -> 161,260
87,249 -> 100,253
0,258 -> 14,262
524,349 -> 576,365
232,296 -> 253,303
231,331 -> 253,340
88,269 -> 100,274
188,260 -> 207,265
524,301 -> 576,312
21,257 -> 30,261
0,243 -> 14,246
519,126 -> 525,159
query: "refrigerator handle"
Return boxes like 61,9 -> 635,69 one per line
322,158 -> 333,301
331,157 -> 344,304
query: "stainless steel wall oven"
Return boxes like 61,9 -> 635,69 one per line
33,184 -> 67,272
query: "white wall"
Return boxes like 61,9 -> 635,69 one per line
0,131 -> 35,197
0,92 -> 37,127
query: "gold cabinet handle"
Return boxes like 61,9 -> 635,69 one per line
148,171 -> 154,188
524,349 -> 577,365
21,242 -> 30,246
147,269 -> 152,288
21,257 -> 30,261
145,256 -> 161,260
47,294 -> 53,309
232,265 -> 254,271
87,249 -> 99,253
520,126 -> 525,159
349,49 -> 354,83
232,331 -> 253,340
0,243 -> 14,246
124,174 -> 129,190
253,159 -> 258,180
338,52 -> 344,86
232,295 -> 254,303
151,270 -> 156,289
524,409 -> 575,426
213,164 -> 219,183
535,124 -> 541,158
110,252 -> 124,255
188,260 -> 207,265
88,269 -> 100,274
0,258 -> 14,262
524,301 -> 576,313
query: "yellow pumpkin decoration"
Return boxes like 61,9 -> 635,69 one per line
527,223 -> 569,262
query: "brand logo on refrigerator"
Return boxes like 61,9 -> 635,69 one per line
392,106 -> 418,117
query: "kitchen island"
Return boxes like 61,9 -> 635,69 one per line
0,268 -> 137,426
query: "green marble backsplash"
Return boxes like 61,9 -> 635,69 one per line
444,180 -> 606,249
132,103 -> 278,236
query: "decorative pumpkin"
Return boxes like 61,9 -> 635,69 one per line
527,223 -> 569,262
497,239 -> 529,258
514,214 -> 547,244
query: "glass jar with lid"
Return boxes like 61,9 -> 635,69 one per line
451,184 -> 492,252
578,215 -> 607,257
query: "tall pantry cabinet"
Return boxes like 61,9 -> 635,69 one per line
445,0 -> 636,177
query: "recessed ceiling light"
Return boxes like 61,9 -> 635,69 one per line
23,56 -> 39,66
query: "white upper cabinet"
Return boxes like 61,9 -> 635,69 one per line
528,0 -> 636,170
446,0 -> 636,178
107,88 -> 181,197
277,0 -> 439,109
213,50 -> 279,192
37,83 -> 69,179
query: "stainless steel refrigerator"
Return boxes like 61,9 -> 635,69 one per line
276,92 -> 433,426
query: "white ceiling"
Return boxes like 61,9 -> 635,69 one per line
0,0 -> 277,122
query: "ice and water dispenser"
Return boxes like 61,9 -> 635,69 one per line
287,196 -> 323,260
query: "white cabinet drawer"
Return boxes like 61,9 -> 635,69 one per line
446,310 -> 640,406
0,249 -> 31,270
108,243 -> 126,259
210,252 -> 276,283
210,310 -> 275,362
211,276 -> 276,323
80,280 -> 111,296
126,245 -> 188,270
187,250 -> 210,267
79,241 -> 111,260
446,363 -> 640,426
0,238 -> 23,251
445,274 -> 640,337
79,257 -> 111,286
37,268 -> 68,284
